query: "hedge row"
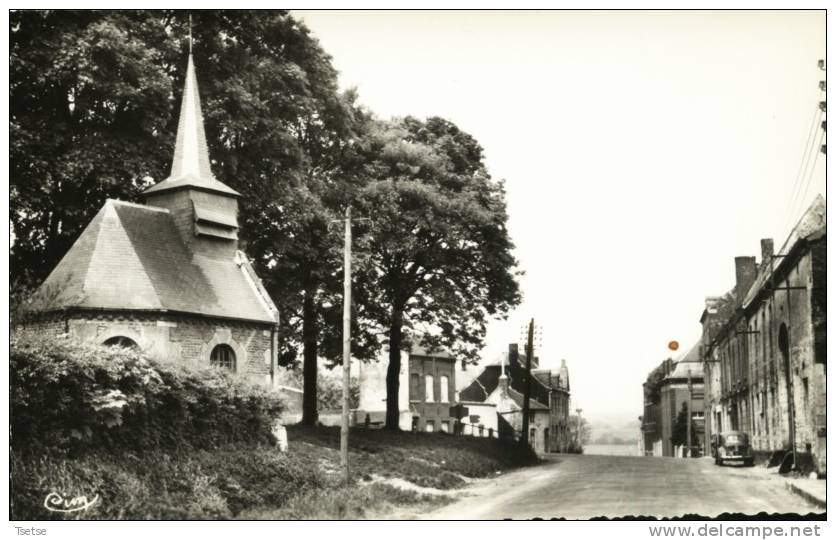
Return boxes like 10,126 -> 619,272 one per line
11,333 -> 285,454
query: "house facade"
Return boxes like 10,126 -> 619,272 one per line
660,354 -> 705,457
357,346 -> 460,432
641,347 -> 705,457
701,196 -> 826,475
21,53 -> 280,383
458,344 -> 572,455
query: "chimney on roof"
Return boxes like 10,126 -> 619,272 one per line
508,343 -> 519,368
760,238 -> 774,265
700,296 -> 722,347
559,358 -> 570,391
734,256 -> 758,304
499,349 -> 509,399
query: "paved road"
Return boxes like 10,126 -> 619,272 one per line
423,454 -> 821,519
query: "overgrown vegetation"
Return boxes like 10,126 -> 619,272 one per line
11,446 -> 323,520
287,425 -> 539,490
11,333 -> 283,454
11,333 -> 539,520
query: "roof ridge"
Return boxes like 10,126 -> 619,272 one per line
106,199 -> 170,213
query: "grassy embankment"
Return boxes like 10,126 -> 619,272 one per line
11,334 -> 538,519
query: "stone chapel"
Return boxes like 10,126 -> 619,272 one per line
23,51 -> 280,383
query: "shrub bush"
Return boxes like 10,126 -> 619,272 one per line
11,333 -> 285,454
11,446 -> 324,520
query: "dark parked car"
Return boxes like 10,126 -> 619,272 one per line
712,431 -> 754,466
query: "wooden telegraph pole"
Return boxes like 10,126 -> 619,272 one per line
686,368 -> 692,458
333,207 -> 370,484
340,207 -> 352,484
521,318 -> 534,445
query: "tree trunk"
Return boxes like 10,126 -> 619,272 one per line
385,307 -> 403,430
301,287 -> 319,426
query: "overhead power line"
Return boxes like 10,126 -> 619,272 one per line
783,105 -> 822,231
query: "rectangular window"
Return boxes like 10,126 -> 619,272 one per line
409,373 -> 420,401
441,420 -> 450,433
439,375 -> 449,403
425,420 -> 435,433
425,374 -> 434,402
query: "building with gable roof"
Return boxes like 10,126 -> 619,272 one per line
700,196 -> 826,475
458,344 -> 572,455
22,52 -> 280,383
357,344 -> 460,432
640,344 -> 705,457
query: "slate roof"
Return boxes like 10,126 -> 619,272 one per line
459,363 -> 561,406
29,199 -> 277,324
665,342 -> 704,381
741,195 -> 826,310
506,387 -> 550,411
532,370 -> 553,387
459,365 -> 502,402
666,360 -> 704,380
411,345 -> 454,359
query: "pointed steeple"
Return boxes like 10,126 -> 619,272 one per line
142,49 -> 242,258
143,53 -> 239,197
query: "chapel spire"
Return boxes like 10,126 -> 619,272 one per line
143,50 -> 239,197
142,46 -> 242,257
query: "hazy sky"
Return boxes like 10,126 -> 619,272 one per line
293,10 -> 826,423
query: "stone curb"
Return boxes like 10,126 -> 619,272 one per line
785,481 -> 826,509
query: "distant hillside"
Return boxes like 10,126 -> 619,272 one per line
588,415 -> 641,445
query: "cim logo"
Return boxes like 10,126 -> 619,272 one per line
43,492 -> 99,514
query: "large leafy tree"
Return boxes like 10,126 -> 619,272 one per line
10,10 -> 361,422
353,116 -> 522,429
10,11 -> 176,288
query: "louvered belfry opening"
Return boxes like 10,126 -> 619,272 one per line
142,52 -> 241,258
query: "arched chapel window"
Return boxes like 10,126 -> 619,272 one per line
211,344 -> 237,372
103,336 -> 139,350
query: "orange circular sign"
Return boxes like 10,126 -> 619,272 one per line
668,340 -> 680,351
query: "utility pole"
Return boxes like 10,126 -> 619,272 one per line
686,368 -> 692,458
340,207 -> 352,485
521,318 -> 534,445
819,59 -> 826,155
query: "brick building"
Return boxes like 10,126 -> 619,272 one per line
407,347 -> 458,433
699,256 -> 758,444
357,345 -> 460,432
660,353 -> 705,457
22,53 -> 280,382
641,346 -> 705,457
702,196 -> 826,475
